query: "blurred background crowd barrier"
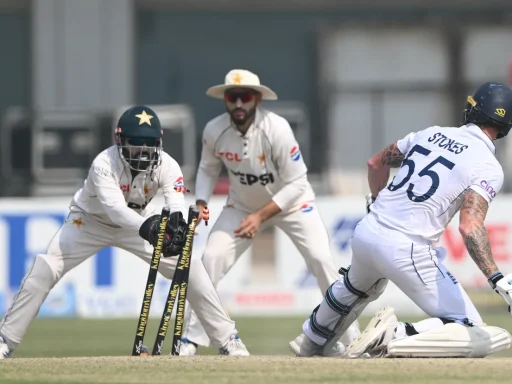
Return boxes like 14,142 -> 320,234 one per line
0,0 -> 511,319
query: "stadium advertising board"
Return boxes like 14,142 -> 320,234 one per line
0,196 -> 510,317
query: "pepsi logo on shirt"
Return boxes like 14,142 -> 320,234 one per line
290,146 -> 301,161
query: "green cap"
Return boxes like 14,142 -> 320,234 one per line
116,105 -> 163,139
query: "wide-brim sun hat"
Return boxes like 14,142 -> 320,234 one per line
206,69 -> 278,100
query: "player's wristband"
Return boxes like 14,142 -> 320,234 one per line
488,272 -> 504,290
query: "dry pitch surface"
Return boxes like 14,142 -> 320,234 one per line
1,356 -> 512,384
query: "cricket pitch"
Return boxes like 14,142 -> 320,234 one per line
1,356 -> 512,384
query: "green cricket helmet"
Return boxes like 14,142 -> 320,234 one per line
114,105 -> 163,171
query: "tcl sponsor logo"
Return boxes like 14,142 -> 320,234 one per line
230,170 -> 275,186
441,223 -> 509,263
219,152 -> 242,162
480,180 -> 497,199
120,185 -> 130,192
235,292 -> 295,307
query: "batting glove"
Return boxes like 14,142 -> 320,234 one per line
365,193 -> 376,214
202,206 -> 210,227
488,272 -> 512,315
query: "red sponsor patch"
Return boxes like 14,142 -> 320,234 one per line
218,152 -> 242,162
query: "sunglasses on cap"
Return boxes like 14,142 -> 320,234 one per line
126,137 -> 161,147
224,91 -> 256,104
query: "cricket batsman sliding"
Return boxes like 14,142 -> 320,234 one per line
290,82 -> 512,359
0,105 -> 249,358
179,69 -> 360,356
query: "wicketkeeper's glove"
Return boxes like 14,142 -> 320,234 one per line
139,211 -> 188,257
488,272 -> 512,315
164,211 -> 187,257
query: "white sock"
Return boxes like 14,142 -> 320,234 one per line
395,318 -> 445,338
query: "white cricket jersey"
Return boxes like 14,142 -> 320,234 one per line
196,107 -> 315,213
72,146 -> 186,231
371,124 -> 504,243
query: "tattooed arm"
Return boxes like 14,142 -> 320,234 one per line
367,142 -> 405,198
459,189 -> 499,278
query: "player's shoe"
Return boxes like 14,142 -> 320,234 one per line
289,333 -> 346,357
0,336 -> 11,359
178,338 -> 198,356
218,334 -> 250,356
344,306 -> 398,358
338,320 -> 362,348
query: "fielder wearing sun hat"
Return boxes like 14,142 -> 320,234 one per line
182,69 -> 348,356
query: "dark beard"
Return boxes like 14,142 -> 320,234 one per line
229,107 -> 256,126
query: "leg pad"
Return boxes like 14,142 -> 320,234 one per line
323,268 -> 388,350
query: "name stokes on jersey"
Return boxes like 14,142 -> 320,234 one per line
229,170 -> 275,186
427,132 -> 468,154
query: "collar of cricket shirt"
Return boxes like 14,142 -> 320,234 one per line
466,123 -> 496,155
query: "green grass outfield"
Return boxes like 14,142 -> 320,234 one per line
0,313 -> 511,383
9,313 -> 512,358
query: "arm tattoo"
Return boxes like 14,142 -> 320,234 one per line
463,226 -> 496,277
460,189 -> 498,277
380,143 -> 404,168
460,189 -> 487,220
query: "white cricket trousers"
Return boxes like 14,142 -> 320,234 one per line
0,208 -> 237,350
183,205 -> 340,347
304,212 -> 482,345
